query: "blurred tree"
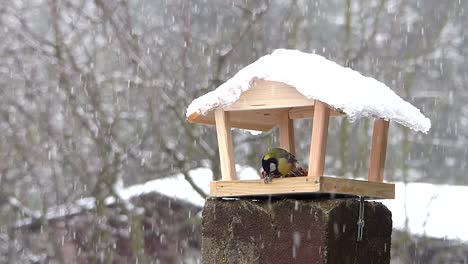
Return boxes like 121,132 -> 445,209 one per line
0,0 -> 467,261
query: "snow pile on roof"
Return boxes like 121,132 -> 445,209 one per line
119,166 -> 258,205
121,168 -> 212,206
14,166 -> 256,227
14,197 -> 96,228
186,49 -> 431,133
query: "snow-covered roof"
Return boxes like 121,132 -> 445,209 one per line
187,49 -> 431,133
14,166 -> 257,228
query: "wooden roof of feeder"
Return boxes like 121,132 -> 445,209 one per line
186,49 -> 431,199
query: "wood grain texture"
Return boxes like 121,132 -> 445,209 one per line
188,110 -> 280,131
188,106 -> 344,131
278,110 -> 296,155
308,101 -> 330,177
211,177 -> 321,196
214,110 -> 237,181
186,79 -> 344,131
368,119 -> 390,182
320,177 -> 394,198
288,106 -> 344,119
224,80 -> 315,111
210,176 -> 395,199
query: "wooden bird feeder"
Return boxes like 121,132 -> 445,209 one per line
186,49 -> 430,199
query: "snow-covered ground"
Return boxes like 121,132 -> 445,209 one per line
118,166 -> 258,207
126,167 -> 468,241
17,166 -> 467,242
384,182 -> 468,241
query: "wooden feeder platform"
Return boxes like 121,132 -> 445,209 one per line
210,176 -> 394,199
184,76 -> 425,201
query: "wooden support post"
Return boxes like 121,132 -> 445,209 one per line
368,119 -> 390,182
214,110 -> 236,181
308,101 -> 330,177
278,111 -> 296,155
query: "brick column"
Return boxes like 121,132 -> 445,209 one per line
202,198 -> 392,264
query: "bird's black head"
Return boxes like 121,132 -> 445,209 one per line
262,156 -> 278,175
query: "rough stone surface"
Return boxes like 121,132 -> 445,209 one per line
202,197 -> 392,264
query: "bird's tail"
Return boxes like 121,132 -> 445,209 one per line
285,167 -> 308,177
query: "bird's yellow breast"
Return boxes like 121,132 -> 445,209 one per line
277,157 -> 296,176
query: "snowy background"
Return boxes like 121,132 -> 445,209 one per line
0,0 -> 467,262
121,167 -> 468,241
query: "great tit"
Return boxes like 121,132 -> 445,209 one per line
262,148 -> 298,183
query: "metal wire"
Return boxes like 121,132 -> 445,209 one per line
357,196 -> 365,242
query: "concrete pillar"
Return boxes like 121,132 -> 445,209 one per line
202,198 -> 392,264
